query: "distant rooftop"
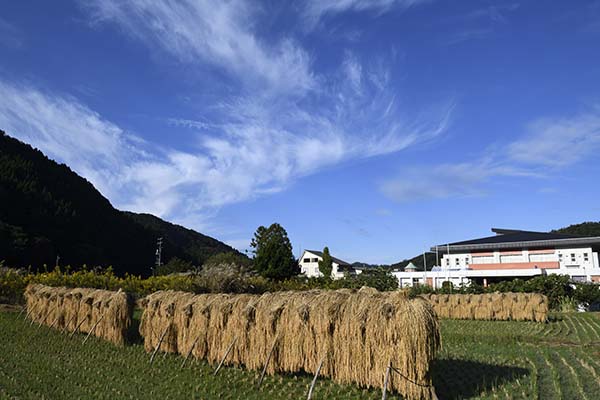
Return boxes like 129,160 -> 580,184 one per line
432,228 -> 600,252
304,249 -> 350,266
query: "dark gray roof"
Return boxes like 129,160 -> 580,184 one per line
304,250 -> 350,266
432,228 -> 600,252
449,230 -> 582,246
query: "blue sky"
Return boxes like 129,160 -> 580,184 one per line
1,1 -> 599,264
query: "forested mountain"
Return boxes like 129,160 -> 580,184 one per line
0,130 -> 244,276
553,222 -> 600,237
124,212 -> 241,268
390,253 -> 437,271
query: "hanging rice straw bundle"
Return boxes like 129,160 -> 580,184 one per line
24,284 -> 132,345
421,292 -> 547,321
139,288 -> 440,400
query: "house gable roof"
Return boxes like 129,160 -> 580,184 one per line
303,249 -> 350,266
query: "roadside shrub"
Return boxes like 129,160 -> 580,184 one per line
192,262 -> 263,293
154,257 -> 196,276
202,252 -> 252,269
557,297 -> 578,313
352,267 -> 399,291
438,281 -> 454,294
573,282 -> 600,311
0,267 -> 29,304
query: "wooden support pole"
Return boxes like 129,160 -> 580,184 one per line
307,354 -> 326,400
381,362 -> 392,400
150,324 -> 171,364
69,316 -> 87,338
61,314 -> 77,334
214,336 -> 237,376
49,315 -> 61,330
25,304 -> 38,322
29,304 -> 47,326
257,335 -> 278,389
181,334 -> 201,369
83,313 -> 105,344
36,305 -> 57,328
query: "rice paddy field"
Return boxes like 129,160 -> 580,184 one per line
1,308 -> 600,399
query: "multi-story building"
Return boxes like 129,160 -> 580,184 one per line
394,228 -> 600,288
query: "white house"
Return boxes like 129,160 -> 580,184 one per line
394,228 -> 600,289
298,249 -> 355,279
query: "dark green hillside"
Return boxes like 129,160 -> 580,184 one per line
553,221 -> 600,236
390,252 -> 437,271
124,212 -> 241,267
0,130 -> 245,275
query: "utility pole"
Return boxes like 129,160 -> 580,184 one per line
55,254 -> 60,267
155,237 -> 163,272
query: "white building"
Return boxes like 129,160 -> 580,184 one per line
298,249 -> 355,279
394,228 -> 600,289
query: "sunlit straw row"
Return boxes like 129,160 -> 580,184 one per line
24,284 -> 132,345
139,288 -> 440,400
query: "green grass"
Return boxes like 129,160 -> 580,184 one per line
1,310 -> 600,399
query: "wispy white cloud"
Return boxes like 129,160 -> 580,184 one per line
440,3 -> 519,46
508,108 -> 600,167
0,74 -> 451,222
0,17 -> 24,49
84,0 -> 314,95
0,80 -> 144,202
0,2 -> 453,228
380,107 -> 600,202
303,0 -> 431,26
380,159 -> 531,202
461,4 -> 520,24
442,28 -> 493,46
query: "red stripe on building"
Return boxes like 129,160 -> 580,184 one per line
528,249 -> 555,255
469,262 -> 560,270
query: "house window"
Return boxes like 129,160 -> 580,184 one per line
571,254 -> 576,263
312,258 -> 319,262
465,257 -> 470,265
455,258 -> 460,265
303,258 -> 310,263
446,259 -> 450,266
584,253 -> 589,262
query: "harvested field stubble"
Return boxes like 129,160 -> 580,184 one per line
24,283 -> 132,345
140,288 -> 440,400
421,293 -> 548,322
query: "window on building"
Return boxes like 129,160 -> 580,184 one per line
312,258 -> 319,262
446,259 -> 450,266
455,258 -> 460,265
572,276 -> 586,283
571,254 -> 576,263
303,258 -> 310,263
584,253 -> 589,261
